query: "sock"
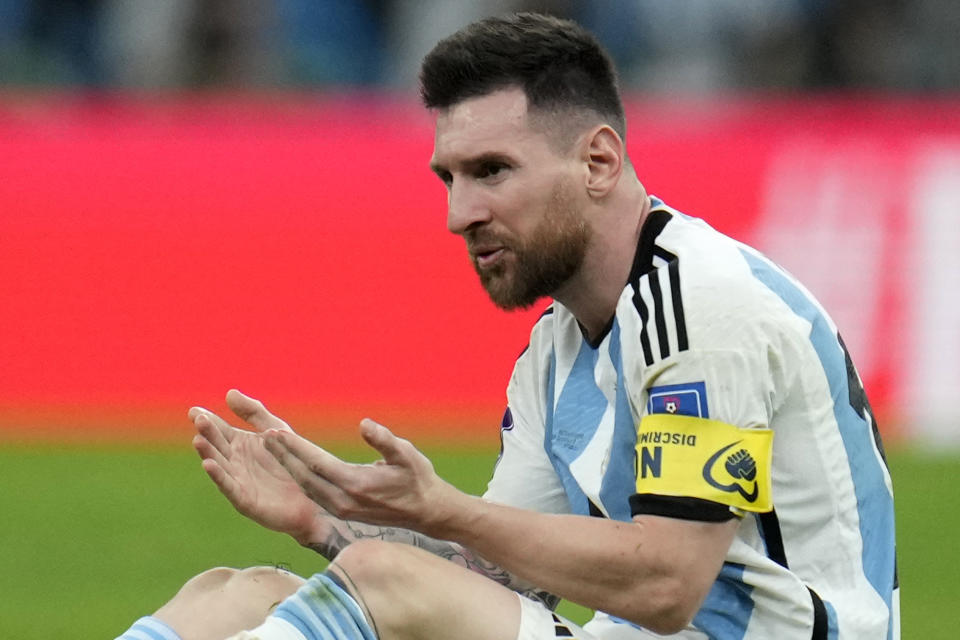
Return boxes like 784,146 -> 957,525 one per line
115,616 -> 182,640
228,572 -> 378,640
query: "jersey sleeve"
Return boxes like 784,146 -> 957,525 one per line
624,215 -> 796,522
483,317 -> 570,514
629,344 -> 777,522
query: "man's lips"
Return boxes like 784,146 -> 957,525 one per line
474,247 -> 505,268
475,247 -> 506,268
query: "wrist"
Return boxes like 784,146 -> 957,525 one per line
424,486 -> 483,543
292,511 -> 331,548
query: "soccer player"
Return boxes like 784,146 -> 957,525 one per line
116,12 -> 898,640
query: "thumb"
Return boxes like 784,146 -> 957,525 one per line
359,419 -> 406,465
226,389 -> 292,433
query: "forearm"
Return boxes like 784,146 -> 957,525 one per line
435,500 -> 644,612
428,493 -> 736,633
303,515 -> 560,609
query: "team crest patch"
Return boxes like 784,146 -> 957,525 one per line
647,382 -> 709,418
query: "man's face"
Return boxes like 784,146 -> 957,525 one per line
430,88 -> 590,310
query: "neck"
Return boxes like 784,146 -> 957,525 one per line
553,186 -> 650,342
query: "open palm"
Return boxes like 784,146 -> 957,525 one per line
191,390 -> 323,542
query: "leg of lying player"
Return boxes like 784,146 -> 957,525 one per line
114,566 -> 306,640
234,540 -> 597,640
117,540 -> 597,640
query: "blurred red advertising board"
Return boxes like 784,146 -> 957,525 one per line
0,94 -> 957,443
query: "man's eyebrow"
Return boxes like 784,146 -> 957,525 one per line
430,152 -> 513,176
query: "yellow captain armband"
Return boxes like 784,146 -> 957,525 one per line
635,413 -> 773,513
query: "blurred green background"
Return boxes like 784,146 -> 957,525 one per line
0,440 -> 953,638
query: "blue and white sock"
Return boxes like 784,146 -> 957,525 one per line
230,572 -> 377,640
115,616 -> 182,640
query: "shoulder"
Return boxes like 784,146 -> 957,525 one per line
638,199 -> 769,300
623,199 -> 811,359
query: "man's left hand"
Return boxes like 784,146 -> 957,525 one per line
263,419 -> 457,534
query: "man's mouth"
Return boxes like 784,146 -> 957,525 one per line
469,242 -> 507,268
475,247 -> 505,268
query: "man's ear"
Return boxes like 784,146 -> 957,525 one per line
582,125 -> 624,198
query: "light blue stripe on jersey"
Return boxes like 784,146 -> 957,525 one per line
601,321 -> 642,520
545,338 -> 604,515
273,573 -> 377,640
741,249 -> 896,637
115,616 -> 181,640
693,563 -> 754,640
544,320 -> 636,521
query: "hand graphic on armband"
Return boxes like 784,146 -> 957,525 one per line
725,449 -> 757,482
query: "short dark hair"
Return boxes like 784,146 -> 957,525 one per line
419,13 -> 626,141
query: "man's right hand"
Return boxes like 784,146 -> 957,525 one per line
190,389 -> 325,544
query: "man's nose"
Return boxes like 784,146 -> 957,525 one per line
446,181 -> 492,235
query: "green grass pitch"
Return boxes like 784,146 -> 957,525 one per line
0,441 -> 956,638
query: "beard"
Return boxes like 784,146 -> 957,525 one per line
467,178 -> 590,310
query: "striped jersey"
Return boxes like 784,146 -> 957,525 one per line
484,197 -> 899,639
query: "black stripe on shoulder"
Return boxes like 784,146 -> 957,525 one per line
668,255 -> 689,351
629,208 -> 690,362
634,290 -> 655,366
628,208 -> 673,284
652,245 -> 689,353
629,493 -> 736,522
647,267 -> 670,360
629,209 -> 672,365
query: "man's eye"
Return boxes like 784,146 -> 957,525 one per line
480,163 -> 508,179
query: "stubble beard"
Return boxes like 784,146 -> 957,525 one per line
470,179 -> 591,311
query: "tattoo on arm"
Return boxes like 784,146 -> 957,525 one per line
305,525 -> 352,562
414,534 -> 562,610
306,519 -> 560,610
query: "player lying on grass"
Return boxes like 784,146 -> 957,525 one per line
116,12 -> 898,640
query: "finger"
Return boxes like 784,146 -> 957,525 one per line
263,430 -> 346,509
188,405 -> 228,426
359,419 -> 408,465
226,389 -> 292,433
192,432 -> 231,471
265,429 -> 351,483
190,406 -> 239,445
200,458 -> 243,507
194,413 -> 233,459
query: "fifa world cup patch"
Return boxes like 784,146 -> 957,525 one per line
647,381 -> 709,418
635,413 -> 773,512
